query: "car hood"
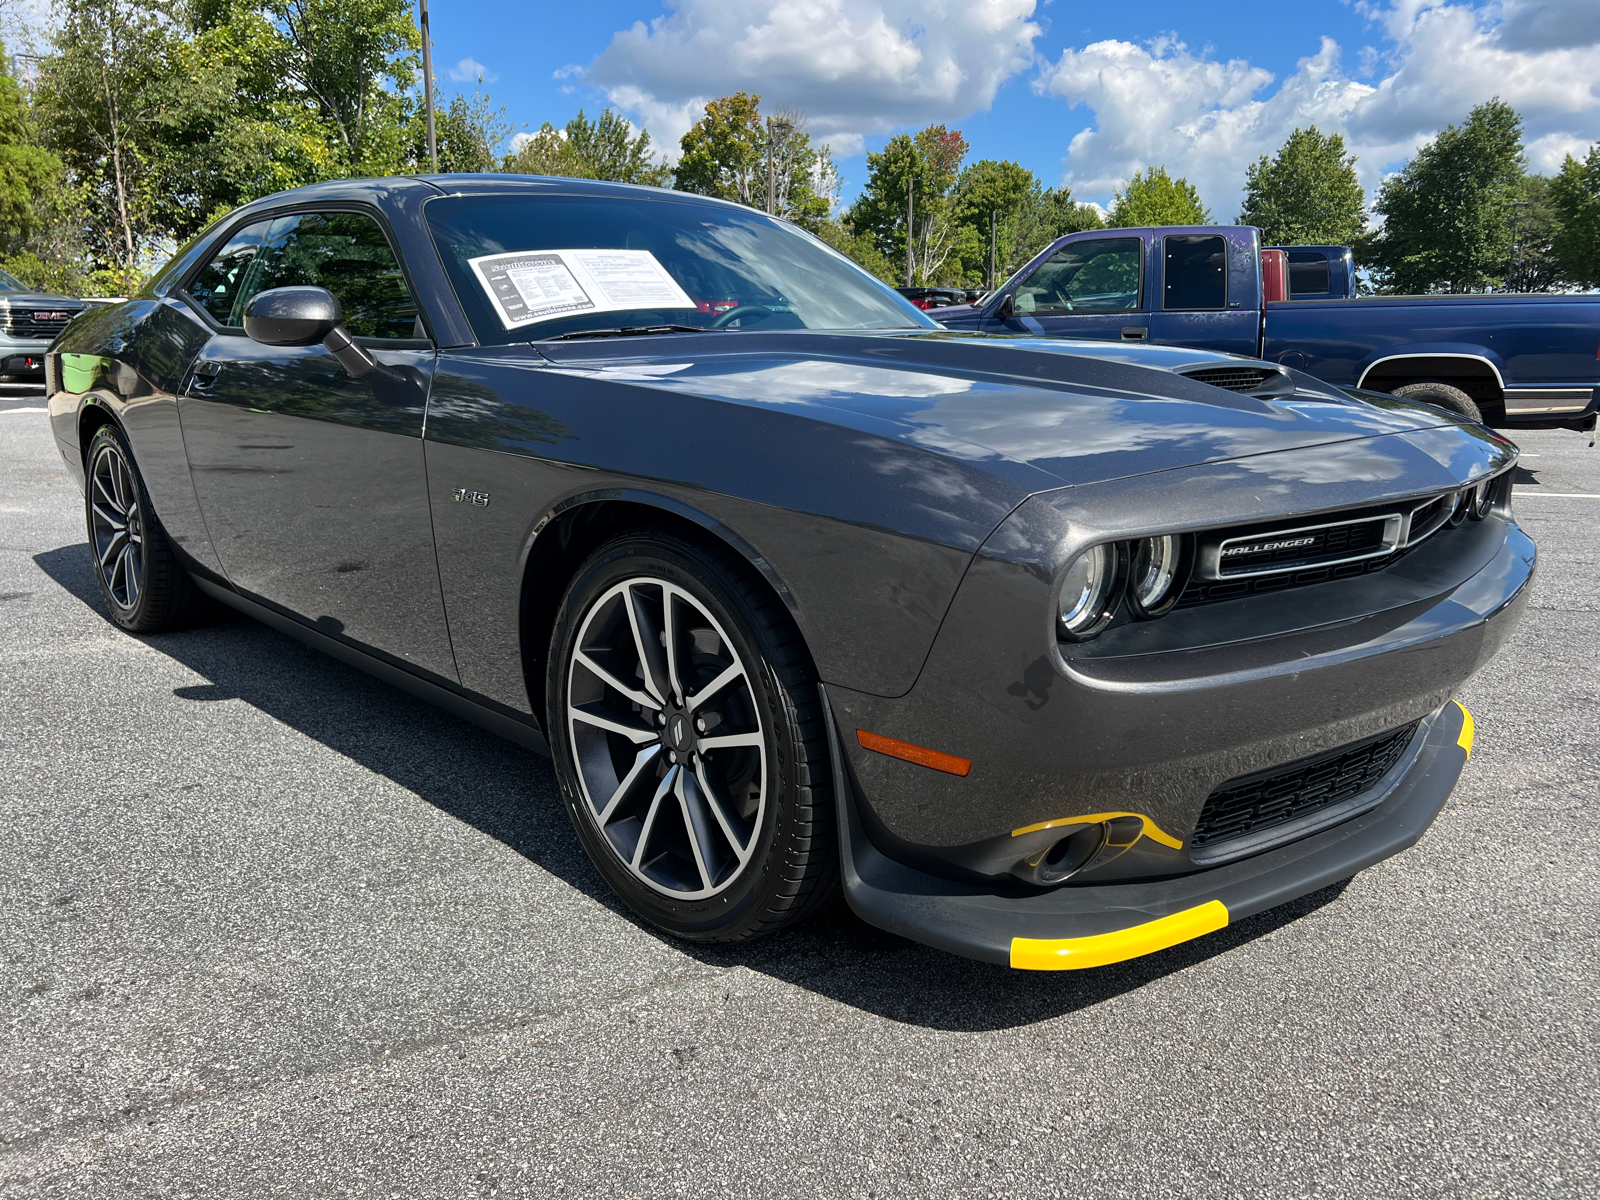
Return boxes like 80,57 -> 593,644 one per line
0,292 -> 85,308
537,329 -> 1470,492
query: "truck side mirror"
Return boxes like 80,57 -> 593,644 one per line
244,286 -> 380,380
994,293 -> 1015,320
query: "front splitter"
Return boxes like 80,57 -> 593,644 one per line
821,690 -> 1471,969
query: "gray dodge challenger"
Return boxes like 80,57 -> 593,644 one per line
44,176 -> 1532,970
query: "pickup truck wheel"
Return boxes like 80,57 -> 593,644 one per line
1390,381 -> 1482,423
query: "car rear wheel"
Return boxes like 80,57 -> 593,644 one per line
1390,380 -> 1483,423
547,530 -> 837,942
85,424 -> 203,633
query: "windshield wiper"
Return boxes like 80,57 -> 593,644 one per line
548,324 -> 717,341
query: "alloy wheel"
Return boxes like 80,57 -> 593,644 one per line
565,577 -> 767,899
89,442 -> 145,610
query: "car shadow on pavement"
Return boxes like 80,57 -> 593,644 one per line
34,541 -> 1353,1033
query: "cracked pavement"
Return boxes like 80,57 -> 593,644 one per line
2,389 -> 1596,1198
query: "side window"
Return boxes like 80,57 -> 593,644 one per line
185,221 -> 273,325
1287,252 -> 1330,297
1163,235 -> 1227,310
1013,238 -> 1141,314
233,211 -> 422,339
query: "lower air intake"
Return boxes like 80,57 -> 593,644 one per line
1191,721 -> 1422,849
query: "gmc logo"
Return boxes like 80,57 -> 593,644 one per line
33,311 -> 71,322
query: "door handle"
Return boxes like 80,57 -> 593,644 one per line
1121,327 -> 1148,341
192,359 -> 222,382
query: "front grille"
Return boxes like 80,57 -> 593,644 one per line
1178,552 -> 1395,606
1216,516 -> 1392,576
1191,721 -> 1421,848
2,311 -> 77,340
1182,365 -> 1278,393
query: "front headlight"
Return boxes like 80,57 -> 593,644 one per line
1058,544 -> 1119,639
1129,534 -> 1184,617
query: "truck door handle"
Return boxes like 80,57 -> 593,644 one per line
192,359 -> 222,382
1121,327 -> 1148,341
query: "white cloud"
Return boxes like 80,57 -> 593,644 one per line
1035,1 -> 1600,215
448,57 -> 498,84
584,0 -> 1043,159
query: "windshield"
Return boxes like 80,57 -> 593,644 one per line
424,192 -> 935,344
0,267 -> 28,292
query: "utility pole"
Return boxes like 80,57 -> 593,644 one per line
765,117 -> 792,216
905,173 -> 915,287
1508,199 -> 1530,292
419,0 -> 438,172
989,211 -> 997,290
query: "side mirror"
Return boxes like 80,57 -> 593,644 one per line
994,292 -> 1015,320
243,285 -> 383,383
243,286 -> 341,347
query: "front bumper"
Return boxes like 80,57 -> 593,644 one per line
824,693 -> 1473,969
1,347 -> 49,375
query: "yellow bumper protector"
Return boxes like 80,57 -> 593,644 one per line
1454,700 -> 1474,757
1010,900 -> 1230,971
1010,811 -> 1184,850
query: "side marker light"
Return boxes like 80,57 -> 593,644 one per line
856,729 -> 972,777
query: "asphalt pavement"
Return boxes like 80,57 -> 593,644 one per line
2,385 -> 1596,1199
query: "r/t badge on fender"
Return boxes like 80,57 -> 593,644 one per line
452,489 -> 491,507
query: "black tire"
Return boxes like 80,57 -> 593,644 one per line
84,423 -> 204,633
546,529 -> 837,943
1390,380 -> 1483,423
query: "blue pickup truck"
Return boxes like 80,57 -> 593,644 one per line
933,225 -> 1599,433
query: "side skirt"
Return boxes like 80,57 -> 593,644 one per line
191,575 -> 551,758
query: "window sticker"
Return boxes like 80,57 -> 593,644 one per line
467,248 -> 696,331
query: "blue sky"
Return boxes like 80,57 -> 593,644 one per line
424,0 -> 1598,214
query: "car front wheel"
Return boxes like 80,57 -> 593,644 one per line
547,530 -> 836,942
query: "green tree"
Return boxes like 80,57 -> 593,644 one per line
1238,126 -> 1365,245
755,109 -> 836,230
1010,185 -> 1105,267
172,2 -> 352,232
506,109 -> 669,185
0,39 -> 64,255
1503,174 -> 1567,292
1550,142 -> 1600,288
505,122 -> 583,176
814,219 -> 898,284
0,39 -> 80,292
1107,166 -> 1209,227
563,108 -> 669,186
673,95 -> 835,228
256,0 -> 420,175
1364,98 -> 1526,294
434,81 -> 513,173
31,0 -> 181,285
952,159 -> 1033,288
675,92 -> 765,205
848,124 -> 971,285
